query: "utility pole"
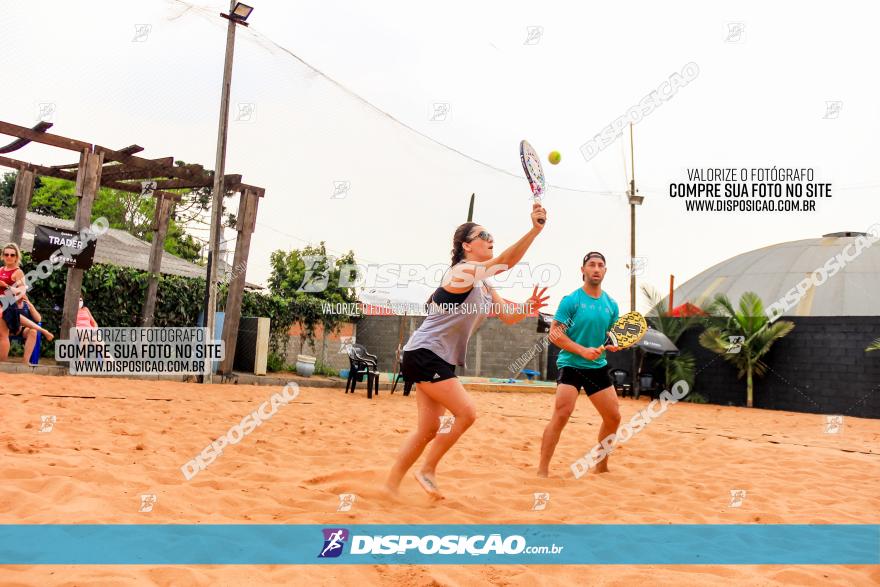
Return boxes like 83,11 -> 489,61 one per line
205,1 -> 253,382
627,123 -> 644,396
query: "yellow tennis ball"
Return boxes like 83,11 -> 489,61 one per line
548,151 -> 561,165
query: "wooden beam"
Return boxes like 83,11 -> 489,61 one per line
118,144 -> 145,156
227,182 -> 265,197
98,159 -> 178,181
50,149 -> 148,171
0,120 -> 91,153
0,121 -> 54,154
60,158 -> 198,184
0,119 -> 258,203
0,154 -> 78,180
102,178 -> 183,202
0,154 -> 183,202
140,174 -> 241,190
0,122 -> 195,185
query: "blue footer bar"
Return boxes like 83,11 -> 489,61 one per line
1,524 -> 877,565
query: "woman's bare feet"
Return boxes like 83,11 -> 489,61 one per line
40,330 -> 54,342
380,484 -> 401,502
413,470 -> 444,500
593,460 -> 610,473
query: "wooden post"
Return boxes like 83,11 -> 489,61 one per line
61,149 -> 104,336
141,195 -> 174,326
10,169 -> 35,246
218,188 -> 261,376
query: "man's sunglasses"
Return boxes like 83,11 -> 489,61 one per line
467,230 -> 493,243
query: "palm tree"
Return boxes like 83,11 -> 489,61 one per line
699,292 -> 794,408
867,338 -> 880,352
640,284 -> 702,392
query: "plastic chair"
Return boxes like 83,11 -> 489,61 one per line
608,368 -> 631,396
391,345 -> 403,392
346,345 -> 379,399
638,372 -> 661,400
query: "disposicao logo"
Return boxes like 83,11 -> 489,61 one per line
318,528 -> 561,558
318,528 -> 349,558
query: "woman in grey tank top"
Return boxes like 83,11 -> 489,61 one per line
385,204 -> 550,499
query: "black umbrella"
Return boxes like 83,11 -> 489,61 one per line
637,328 -> 679,356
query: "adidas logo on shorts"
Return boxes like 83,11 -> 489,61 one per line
432,373 -> 440,379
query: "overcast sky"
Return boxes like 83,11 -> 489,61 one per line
1,0 -> 877,312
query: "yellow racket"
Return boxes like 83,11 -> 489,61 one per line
603,311 -> 648,349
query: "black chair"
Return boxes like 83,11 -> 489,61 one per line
638,372 -> 661,400
608,368 -> 632,397
391,345 -> 405,393
390,346 -> 414,396
346,345 -> 379,399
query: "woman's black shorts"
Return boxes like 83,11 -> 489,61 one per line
401,348 -> 457,384
556,366 -> 613,395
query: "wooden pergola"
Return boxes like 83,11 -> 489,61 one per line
0,120 -> 263,376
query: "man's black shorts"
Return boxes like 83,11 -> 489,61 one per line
556,366 -> 613,395
401,348 -> 457,384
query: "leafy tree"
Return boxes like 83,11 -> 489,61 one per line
640,284 -> 701,395
1,172 -> 43,207
699,292 -> 794,408
163,225 -> 203,262
29,176 -> 77,217
267,242 -> 360,344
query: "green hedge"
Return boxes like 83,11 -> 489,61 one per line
15,252 -> 204,355
15,252 -> 308,357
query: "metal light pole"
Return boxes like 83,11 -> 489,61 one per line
205,1 -> 253,383
627,123 -> 644,396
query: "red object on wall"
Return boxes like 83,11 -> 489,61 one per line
669,302 -> 706,317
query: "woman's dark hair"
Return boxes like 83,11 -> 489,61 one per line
451,222 -> 478,266
428,222 -> 479,305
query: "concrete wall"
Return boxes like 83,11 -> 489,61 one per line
282,322 -> 354,373
354,315 -> 549,378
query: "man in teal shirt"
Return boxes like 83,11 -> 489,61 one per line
538,251 -> 621,476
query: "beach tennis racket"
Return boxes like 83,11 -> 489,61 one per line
519,139 -> 545,224
603,311 -> 648,349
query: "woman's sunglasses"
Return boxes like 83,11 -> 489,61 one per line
2,252 -> 17,257
467,230 -> 493,243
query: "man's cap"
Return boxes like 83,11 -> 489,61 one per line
582,251 -> 606,264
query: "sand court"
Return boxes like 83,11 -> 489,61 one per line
1,373 -> 878,585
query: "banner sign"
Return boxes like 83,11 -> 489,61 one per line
32,224 -> 98,269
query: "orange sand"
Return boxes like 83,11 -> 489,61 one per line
1,373 -> 878,586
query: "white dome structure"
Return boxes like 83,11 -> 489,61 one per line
673,231 -> 880,317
